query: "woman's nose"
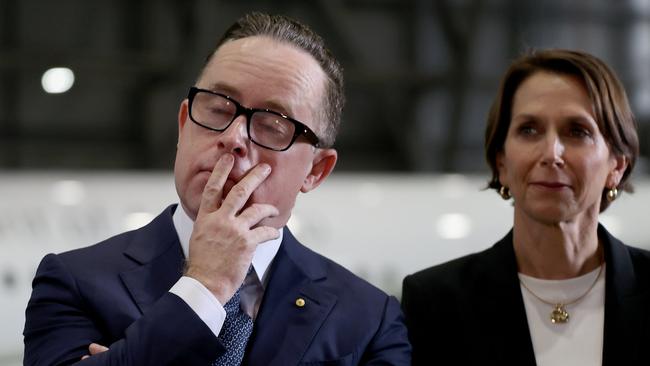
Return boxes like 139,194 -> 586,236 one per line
540,133 -> 565,167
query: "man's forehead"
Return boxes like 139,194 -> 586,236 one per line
198,36 -> 326,122
213,36 -> 286,59
200,81 -> 295,117
207,36 -> 324,79
204,36 -> 288,74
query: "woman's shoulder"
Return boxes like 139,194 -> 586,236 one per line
408,249 -> 490,282
621,244 -> 650,279
404,240 -> 513,295
602,225 -> 650,272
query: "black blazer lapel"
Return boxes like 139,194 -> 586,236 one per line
244,228 -> 337,366
119,205 -> 185,314
477,232 -> 537,365
601,225 -> 650,365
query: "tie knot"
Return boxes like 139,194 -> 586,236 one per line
223,292 -> 241,315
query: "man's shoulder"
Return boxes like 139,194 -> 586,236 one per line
40,227 -> 145,282
281,236 -> 405,345
313,248 -> 388,298
50,206 -> 178,273
56,227 -> 138,262
284,232 -> 391,304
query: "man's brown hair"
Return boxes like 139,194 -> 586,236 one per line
201,12 -> 344,148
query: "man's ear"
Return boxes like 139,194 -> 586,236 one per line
301,148 -> 338,193
177,99 -> 189,138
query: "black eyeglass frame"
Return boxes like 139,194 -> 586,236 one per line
187,87 -> 321,151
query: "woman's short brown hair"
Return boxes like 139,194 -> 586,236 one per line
485,49 -> 640,212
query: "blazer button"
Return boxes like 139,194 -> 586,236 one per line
295,298 -> 306,307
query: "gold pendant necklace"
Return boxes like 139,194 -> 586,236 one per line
519,263 -> 604,325
550,304 -> 570,324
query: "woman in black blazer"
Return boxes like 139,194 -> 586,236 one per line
402,49 -> 649,365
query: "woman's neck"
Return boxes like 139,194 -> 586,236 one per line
512,209 -> 603,279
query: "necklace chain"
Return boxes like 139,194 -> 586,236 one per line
519,263 -> 604,324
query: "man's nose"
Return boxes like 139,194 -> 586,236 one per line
217,115 -> 249,157
540,133 -> 565,167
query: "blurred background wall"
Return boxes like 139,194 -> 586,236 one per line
1,0 -> 650,364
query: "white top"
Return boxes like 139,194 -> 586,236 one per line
169,204 -> 282,337
519,265 -> 606,366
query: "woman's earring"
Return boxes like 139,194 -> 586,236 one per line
606,186 -> 618,202
499,186 -> 511,200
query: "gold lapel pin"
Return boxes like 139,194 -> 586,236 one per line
295,298 -> 306,307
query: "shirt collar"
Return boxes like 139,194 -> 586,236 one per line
172,204 -> 283,286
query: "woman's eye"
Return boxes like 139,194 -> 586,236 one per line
569,127 -> 591,138
518,125 -> 537,136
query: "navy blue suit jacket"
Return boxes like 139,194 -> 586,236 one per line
24,205 -> 411,365
402,225 -> 650,365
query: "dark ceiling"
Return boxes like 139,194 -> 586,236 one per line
1,0 -> 648,173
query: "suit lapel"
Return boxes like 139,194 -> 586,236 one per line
601,225 -> 648,365
244,228 -> 337,366
119,205 -> 185,314
477,232 -> 537,365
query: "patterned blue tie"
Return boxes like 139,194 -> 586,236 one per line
213,269 -> 254,366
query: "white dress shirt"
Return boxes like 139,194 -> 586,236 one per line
169,204 -> 282,338
519,265 -> 606,366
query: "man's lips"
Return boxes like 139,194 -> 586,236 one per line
198,168 -> 244,182
222,178 -> 236,197
197,169 -> 245,199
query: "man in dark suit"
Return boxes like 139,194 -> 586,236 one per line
23,12 -> 411,365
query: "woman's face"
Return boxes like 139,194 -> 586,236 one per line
497,71 -> 627,224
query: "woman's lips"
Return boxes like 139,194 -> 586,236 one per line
530,181 -> 570,190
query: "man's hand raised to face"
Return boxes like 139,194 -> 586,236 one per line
184,153 -> 280,305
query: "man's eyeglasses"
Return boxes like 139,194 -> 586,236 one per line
187,87 -> 321,151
